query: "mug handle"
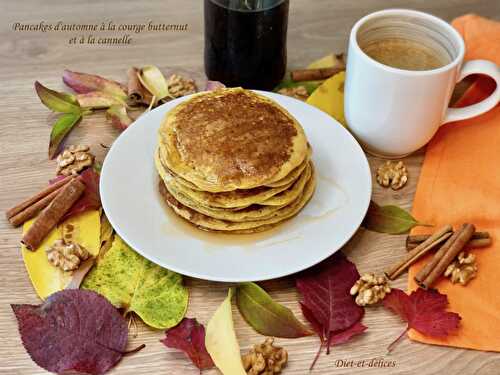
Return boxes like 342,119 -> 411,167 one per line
443,60 -> 500,124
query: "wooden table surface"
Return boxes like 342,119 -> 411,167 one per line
1,0 -> 499,374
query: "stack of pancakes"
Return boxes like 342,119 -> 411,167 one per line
155,88 -> 316,233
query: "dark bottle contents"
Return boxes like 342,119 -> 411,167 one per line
204,0 -> 289,90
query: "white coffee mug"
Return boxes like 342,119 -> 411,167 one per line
344,9 -> 500,158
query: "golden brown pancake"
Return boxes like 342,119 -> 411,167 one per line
158,165 -> 316,232
158,88 -> 308,192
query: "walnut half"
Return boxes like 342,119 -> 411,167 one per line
277,86 -> 309,101
376,161 -> 408,190
242,338 -> 288,375
444,251 -> 478,285
46,239 -> 90,272
167,74 -> 197,98
56,145 -> 94,176
350,273 -> 391,306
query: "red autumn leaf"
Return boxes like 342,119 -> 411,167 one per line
296,252 -> 364,350
296,252 -> 365,369
11,289 -> 144,375
383,288 -> 461,352
329,321 -> 367,346
161,318 -> 214,371
63,168 -> 101,220
302,302 -> 366,369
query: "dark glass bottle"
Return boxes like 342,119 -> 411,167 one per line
204,0 -> 289,90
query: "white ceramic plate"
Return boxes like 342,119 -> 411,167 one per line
100,91 -> 371,282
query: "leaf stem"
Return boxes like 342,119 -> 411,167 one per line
387,327 -> 409,354
309,340 -> 324,372
122,343 -> 146,355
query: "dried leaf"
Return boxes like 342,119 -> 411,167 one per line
63,168 -> 101,220
161,318 -> 214,371
63,70 -> 127,100
21,210 -> 101,300
106,105 -> 133,130
296,252 -> 365,365
82,235 -> 188,329
77,92 -> 126,109
383,288 -> 461,352
205,80 -> 226,91
137,65 -> 169,105
236,282 -> 312,338
35,81 -> 81,114
11,289 -> 139,375
300,304 -> 366,370
99,213 -> 114,260
66,257 -> 96,290
362,201 -> 428,234
205,289 -> 246,375
48,112 -> 82,159
306,72 -> 346,126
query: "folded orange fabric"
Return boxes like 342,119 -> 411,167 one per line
407,14 -> 500,352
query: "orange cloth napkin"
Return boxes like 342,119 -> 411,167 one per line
407,14 -> 500,352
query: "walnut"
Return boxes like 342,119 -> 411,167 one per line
167,74 -> 197,98
376,161 -> 408,190
242,338 -> 288,375
444,251 -> 478,285
46,239 -> 90,272
277,86 -> 309,101
56,145 -> 94,176
350,273 -> 391,306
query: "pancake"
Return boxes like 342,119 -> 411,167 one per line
157,141 -> 312,192
158,88 -> 309,192
158,163 -> 311,222
155,148 -> 311,209
158,165 -> 316,232
159,180 -> 291,222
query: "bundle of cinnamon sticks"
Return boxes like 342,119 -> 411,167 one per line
385,224 -> 491,289
5,176 -> 86,251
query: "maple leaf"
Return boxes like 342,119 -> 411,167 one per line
11,289 -> 144,375
161,318 -> 214,371
63,168 -> 101,220
383,288 -> 461,352
296,252 -> 366,369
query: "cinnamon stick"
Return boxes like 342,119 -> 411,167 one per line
407,237 -> 491,250
385,225 -> 453,280
414,229 -> 461,286
417,223 -> 475,289
407,231 -> 490,245
5,176 -> 72,220
21,178 -> 85,251
290,66 -> 345,82
9,188 -> 61,227
127,67 -> 144,103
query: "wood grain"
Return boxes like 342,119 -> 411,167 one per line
1,0 -> 500,374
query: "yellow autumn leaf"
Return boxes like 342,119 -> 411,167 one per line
308,53 -> 339,69
21,210 -> 101,299
205,288 -> 246,375
306,71 -> 346,126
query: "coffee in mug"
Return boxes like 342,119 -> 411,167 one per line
344,9 -> 500,157
361,38 -> 450,71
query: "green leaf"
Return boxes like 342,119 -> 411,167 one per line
236,282 -> 312,338
48,112 -> 82,159
362,201 -> 429,234
35,81 -> 81,113
274,75 -> 320,95
82,235 -> 188,329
